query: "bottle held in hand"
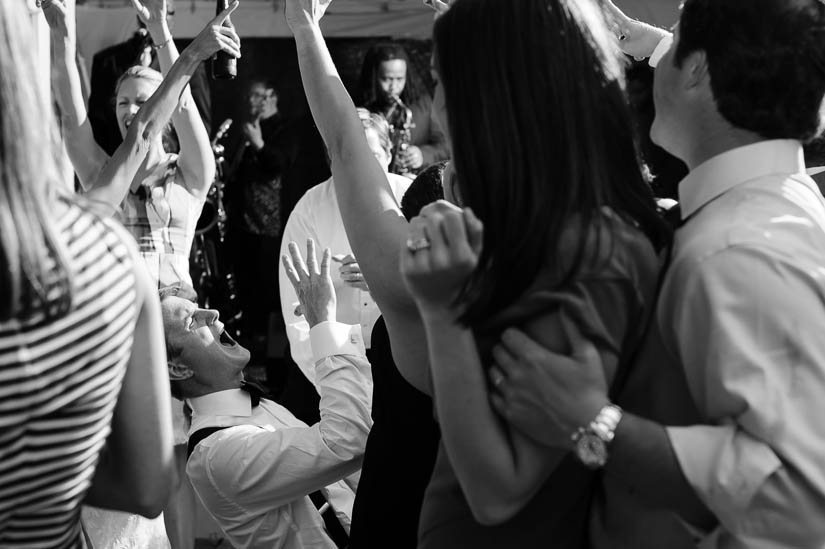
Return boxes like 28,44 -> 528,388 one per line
211,0 -> 237,79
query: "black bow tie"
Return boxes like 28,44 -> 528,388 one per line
240,380 -> 267,407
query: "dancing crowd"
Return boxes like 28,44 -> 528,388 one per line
3,0 -> 825,548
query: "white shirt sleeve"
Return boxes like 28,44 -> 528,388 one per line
186,321 -> 373,515
663,246 -> 825,547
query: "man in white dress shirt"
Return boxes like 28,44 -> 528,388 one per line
161,241 -> 372,548
484,1 -> 825,548
279,110 -> 412,388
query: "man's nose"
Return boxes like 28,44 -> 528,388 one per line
194,309 -> 220,325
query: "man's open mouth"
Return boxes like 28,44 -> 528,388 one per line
219,329 -> 236,347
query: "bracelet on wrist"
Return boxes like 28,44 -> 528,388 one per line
153,37 -> 173,51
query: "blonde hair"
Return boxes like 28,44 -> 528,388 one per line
115,65 -> 164,97
0,0 -> 74,320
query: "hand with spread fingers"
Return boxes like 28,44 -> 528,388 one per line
334,254 -> 369,292
603,0 -> 670,60
285,0 -> 332,32
282,239 -> 337,328
180,1 -> 241,62
400,200 -> 484,316
488,314 -> 610,449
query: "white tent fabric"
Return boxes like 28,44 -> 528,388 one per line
76,0 -> 681,68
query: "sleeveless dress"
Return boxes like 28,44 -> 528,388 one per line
0,201 -> 138,548
417,210 -> 660,548
348,317 -> 441,548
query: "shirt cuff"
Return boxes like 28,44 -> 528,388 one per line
649,33 -> 674,68
310,321 -> 366,360
667,424 -> 782,529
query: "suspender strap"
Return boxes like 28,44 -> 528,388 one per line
187,426 -> 230,459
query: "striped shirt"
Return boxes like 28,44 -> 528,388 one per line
0,201 -> 139,548
117,153 -> 204,289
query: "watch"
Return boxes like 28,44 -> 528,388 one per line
571,404 -> 623,469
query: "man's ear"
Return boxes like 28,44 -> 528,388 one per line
168,360 -> 194,382
682,49 -> 709,91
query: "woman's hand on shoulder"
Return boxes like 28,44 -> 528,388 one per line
401,200 -> 483,318
285,0 -> 332,33
489,314 -> 609,449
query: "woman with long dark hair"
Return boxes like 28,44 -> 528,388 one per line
286,0 -> 667,546
0,0 -> 176,545
358,42 -> 449,176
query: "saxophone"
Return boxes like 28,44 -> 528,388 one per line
387,95 -> 414,175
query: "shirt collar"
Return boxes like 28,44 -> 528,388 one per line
187,388 -> 253,418
678,139 -> 806,220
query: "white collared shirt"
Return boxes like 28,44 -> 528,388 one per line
186,322 -> 373,549
279,174 -> 412,387
657,140 -> 825,548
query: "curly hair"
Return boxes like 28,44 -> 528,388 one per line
675,0 -> 825,141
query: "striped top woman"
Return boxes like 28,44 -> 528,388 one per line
0,1 -> 176,546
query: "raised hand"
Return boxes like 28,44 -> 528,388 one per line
185,1 -> 241,62
282,240 -> 337,328
603,0 -> 670,60
284,0 -> 332,32
401,200 -> 484,317
39,0 -> 73,39
129,0 -> 167,30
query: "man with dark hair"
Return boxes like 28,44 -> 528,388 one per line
160,241 -> 372,548
486,1 -> 825,547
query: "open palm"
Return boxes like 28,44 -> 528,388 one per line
284,0 -> 332,30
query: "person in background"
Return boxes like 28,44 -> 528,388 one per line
278,110 -> 411,393
489,1 -> 825,547
163,242 -> 371,548
87,0 -> 212,155
358,42 -> 449,176
226,77 -> 300,348
0,0 -> 175,545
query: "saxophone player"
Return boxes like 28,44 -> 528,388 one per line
357,42 -> 450,176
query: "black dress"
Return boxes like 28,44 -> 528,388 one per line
348,317 -> 441,549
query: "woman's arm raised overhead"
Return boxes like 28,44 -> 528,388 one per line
286,0 -> 435,392
286,0 -> 416,311
84,3 -> 240,210
132,0 -> 217,199
42,0 -> 109,189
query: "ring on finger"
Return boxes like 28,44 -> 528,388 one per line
491,371 -> 505,388
406,236 -> 432,253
